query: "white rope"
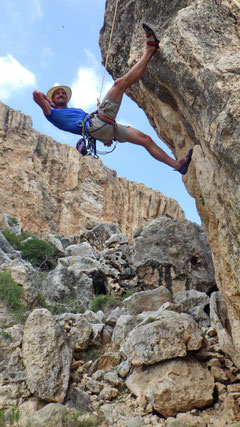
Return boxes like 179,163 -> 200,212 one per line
97,0 -> 120,107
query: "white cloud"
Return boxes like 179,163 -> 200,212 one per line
0,54 -> 36,101
71,66 -> 112,111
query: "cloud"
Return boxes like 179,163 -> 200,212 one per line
0,54 -> 36,101
71,66 -> 112,111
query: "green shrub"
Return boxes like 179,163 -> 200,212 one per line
90,294 -> 119,313
146,317 -> 156,323
20,238 -> 55,267
121,292 -> 133,300
1,330 -> 13,341
9,217 -> 18,226
37,292 -> 49,309
2,229 -> 33,250
64,409 -> 105,427
0,271 -> 23,309
0,409 -> 5,427
2,231 -> 56,269
2,230 -> 22,250
10,407 -> 20,424
199,194 -> 205,206
53,295 -> 85,315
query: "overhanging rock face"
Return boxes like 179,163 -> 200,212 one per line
100,0 -> 240,351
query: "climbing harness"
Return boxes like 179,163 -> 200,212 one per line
76,113 -> 98,159
76,112 -> 118,158
97,0 -> 120,107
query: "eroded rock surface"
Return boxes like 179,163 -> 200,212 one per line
22,309 -> 72,402
126,356 -> 215,417
100,0 -> 240,358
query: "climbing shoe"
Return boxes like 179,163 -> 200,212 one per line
142,23 -> 159,49
176,149 -> 193,175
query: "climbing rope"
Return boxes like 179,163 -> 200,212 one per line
97,0 -> 120,108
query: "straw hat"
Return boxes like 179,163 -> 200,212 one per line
46,85 -> 72,102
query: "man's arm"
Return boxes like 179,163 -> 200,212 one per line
33,90 -> 55,115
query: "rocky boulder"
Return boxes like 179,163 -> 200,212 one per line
22,309 -> 72,402
120,310 -> 203,366
126,356 -> 215,417
133,218 -> 216,294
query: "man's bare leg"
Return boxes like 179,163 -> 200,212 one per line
106,47 -> 156,104
101,25 -> 193,174
127,127 -> 180,169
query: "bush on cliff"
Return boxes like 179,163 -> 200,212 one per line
0,271 -> 23,309
2,229 -> 57,270
91,294 -> 119,313
2,229 -> 33,250
20,238 -> 55,268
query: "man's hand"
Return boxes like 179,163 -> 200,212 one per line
50,100 -> 56,108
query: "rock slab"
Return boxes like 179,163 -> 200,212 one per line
126,356 -> 215,417
22,309 -> 72,402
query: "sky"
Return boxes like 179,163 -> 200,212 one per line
0,0 -> 201,224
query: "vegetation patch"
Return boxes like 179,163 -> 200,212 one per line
2,229 -> 58,270
2,229 -> 33,251
0,271 -> 23,310
146,316 -> 156,323
37,292 -> 49,309
8,217 -> 19,226
121,292 -> 134,300
53,295 -> 85,315
90,294 -> 120,313
20,238 -> 55,267
1,330 -> 13,341
0,407 -> 20,427
64,408 -> 105,427
0,271 -> 29,323
0,409 -> 5,427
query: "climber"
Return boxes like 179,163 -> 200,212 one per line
33,23 -> 193,175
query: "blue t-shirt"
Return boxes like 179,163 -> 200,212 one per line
45,107 -> 89,135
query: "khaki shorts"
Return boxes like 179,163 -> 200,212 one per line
87,96 -> 130,143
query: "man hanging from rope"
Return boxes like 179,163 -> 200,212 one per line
33,24 -> 193,175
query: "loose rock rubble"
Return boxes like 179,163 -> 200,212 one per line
0,213 -> 240,426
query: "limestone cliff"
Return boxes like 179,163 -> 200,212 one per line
100,0 -> 240,354
0,101 -> 184,239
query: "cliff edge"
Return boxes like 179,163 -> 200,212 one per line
99,0 -> 240,352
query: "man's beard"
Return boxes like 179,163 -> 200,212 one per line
56,100 -> 67,107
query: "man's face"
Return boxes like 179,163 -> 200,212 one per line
52,88 -> 68,108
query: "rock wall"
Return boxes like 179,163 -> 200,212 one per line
0,101 -> 184,239
100,0 -> 240,354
